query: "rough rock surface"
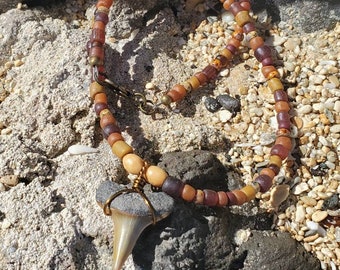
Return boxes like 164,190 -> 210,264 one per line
0,0 -> 338,269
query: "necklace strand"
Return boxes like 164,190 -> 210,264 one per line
87,0 -> 292,207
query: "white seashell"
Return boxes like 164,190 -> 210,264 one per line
67,145 -> 98,155
269,184 -> 290,209
306,220 -> 326,237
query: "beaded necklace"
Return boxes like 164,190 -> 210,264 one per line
87,0 -> 293,268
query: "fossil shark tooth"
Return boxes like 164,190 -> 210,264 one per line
96,180 -> 174,270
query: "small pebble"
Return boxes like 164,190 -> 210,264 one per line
330,124 -> 340,133
293,182 -> 309,195
219,110 -> 233,123
312,210 -> 328,223
216,94 -> 241,113
204,97 -> 221,113
0,175 -> 19,187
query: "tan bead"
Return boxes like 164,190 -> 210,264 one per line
111,140 -> 133,159
269,155 -> 282,168
235,10 -> 252,27
145,165 -> 168,187
89,81 -> 105,99
122,153 -> 145,175
275,101 -> 290,113
186,76 -> 201,90
267,78 -> 284,92
181,184 -> 196,202
260,168 -> 276,179
241,185 -> 256,201
220,48 -> 233,61
232,190 -> 247,205
194,189 -> 204,204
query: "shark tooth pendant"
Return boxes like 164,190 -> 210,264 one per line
96,180 -> 174,270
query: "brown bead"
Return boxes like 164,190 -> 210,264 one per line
173,84 -> 187,96
203,189 -> 219,207
167,89 -> 185,102
226,44 -> 237,55
269,155 -> 283,168
274,90 -> 289,102
275,101 -> 290,113
232,190 -> 247,205
145,165 -> 168,187
228,37 -> 241,48
261,65 -> 278,79
240,185 -> 256,201
89,46 -> 104,62
276,128 -> 291,137
239,0 -> 251,11
94,92 -> 107,104
92,20 -> 105,31
268,164 -> 280,175
91,28 -> 105,44
277,111 -> 291,129
268,78 -> 284,92
201,65 -> 218,81
229,2 -> 244,16
226,191 -> 238,205
100,112 -> 116,128
94,102 -> 108,115
122,153 -> 145,175
254,175 -> 272,192
96,0 -> 114,9
216,55 -> 229,67
194,189 -> 204,204
254,45 -> 272,62
89,81 -> 105,99
94,11 -> 109,25
181,184 -> 196,202
232,25 -> 244,41
249,36 -> 264,51
194,72 -> 208,85
217,191 -> 228,207
162,176 -> 185,198
111,140 -> 133,159
270,144 -> 290,160
275,136 -> 292,151
260,168 -> 276,179
103,124 -> 121,139
235,10 -> 251,27
222,0 -> 235,10
211,59 -> 223,70
107,132 -> 124,146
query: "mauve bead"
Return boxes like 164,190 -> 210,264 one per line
202,65 -> 218,81
95,12 -> 109,25
203,189 -> 219,206
226,191 -> 238,205
277,111 -> 291,129
162,176 -> 185,198
229,2 -> 244,16
254,45 -> 272,62
94,102 -> 108,115
91,28 -> 105,44
226,44 -> 237,55
270,144 -> 290,160
268,164 -> 280,175
103,124 -> 121,139
243,22 -> 255,34
261,57 -> 274,66
254,175 -> 272,192
274,90 -> 289,102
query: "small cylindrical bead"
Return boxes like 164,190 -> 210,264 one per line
275,101 -> 290,112
186,76 -> 201,90
275,136 -> 292,151
249,36 -> 264,51
95,12 -> 109,25
277,111 -> 291,129
232,190 -> 247,205
229,2 -> 244,16
235,10 -> 251,27
269,155 -> 283,168
162,176 -> 185,198
254,45 -> 272,62
226,191 -> 238,205
274,90 -> 289,102
261,66 -> 278,79
262,57 -> 274,66
194,189 -> 204,204
94,92 -> 107,104
203,189 -> 219,207
181,184 -> 196,202
239,0 -> 251,10
276,128 -> 291,137
194,72 -> 208,85
269,164 -> 280,175
260,168 -> 276,179
270,144 -> 290,160
111,140 -> 133,159
96,0 -> 114,9
254,175 -> 272,192
91,28 -> 105,44
211,59 -> 222,70
100,112 -> 116,128
241,185 -> 256,201
222,0 -> 235,10
89,81 -> 105,99
202,65 -> 219,81
216,55 -> 229,67
103,124 -> 121,139
94,102 -> 108,115
145,165 -> 168,187
167,89 -> 185,102
226,44 -> 237,55
122,153 -> 145,175
268,78 -> 284,92
217,191 -> 228,207
243,22 -> 256,34
228,37 -> 241,48
107,133 -> 124,146
220,48 -> 233,61
92,20 -> 105,31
